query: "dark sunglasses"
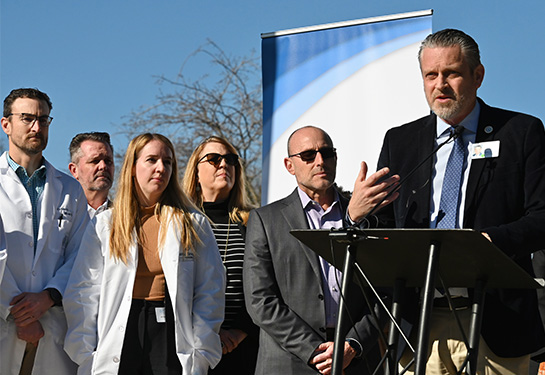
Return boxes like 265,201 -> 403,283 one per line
198,153 -> 239,167
288,147 -> 337,162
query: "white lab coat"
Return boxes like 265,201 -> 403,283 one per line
0,216 -> 6,282
0,249 -> 5,283
0,152 -> 89,375
64,209 -> 226,375
0,251 -> 5,288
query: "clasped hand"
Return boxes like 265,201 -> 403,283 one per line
10,291 -> 54,344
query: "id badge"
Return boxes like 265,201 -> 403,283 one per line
470,140 -> 500,159
155,307 -> 166,323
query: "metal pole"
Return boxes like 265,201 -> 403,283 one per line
414,241 -> 441,375
385,278 -> 406,375
331,242 -> 358,375
467,278 -> 486,375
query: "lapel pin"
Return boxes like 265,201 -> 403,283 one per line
484,125 -> 493,134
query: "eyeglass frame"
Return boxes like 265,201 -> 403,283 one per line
198,152 -> 239,168
7,113 -> 53,127
288,147 -> 337,162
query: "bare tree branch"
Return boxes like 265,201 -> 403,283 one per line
117,40 -> 262,204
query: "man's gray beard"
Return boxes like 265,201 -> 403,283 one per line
431,94 -> 467,123
88,181 -> 112,192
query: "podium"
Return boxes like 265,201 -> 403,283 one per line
291,228 -> 542,375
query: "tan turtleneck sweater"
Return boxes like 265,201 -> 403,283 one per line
132,205 -> 165,301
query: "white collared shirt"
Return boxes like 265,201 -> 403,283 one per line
87,199 -> 111,220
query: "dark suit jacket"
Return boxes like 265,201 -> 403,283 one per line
377,98 -> 545,357
243,188 -> 385,374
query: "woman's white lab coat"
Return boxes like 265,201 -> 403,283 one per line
64,209 -> 225,375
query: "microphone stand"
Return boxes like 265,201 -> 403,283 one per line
368,125 -> 464,218
330,126 -> 465,375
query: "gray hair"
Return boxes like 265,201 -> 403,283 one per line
69,132 -> 113,163
418,29 -> 481,72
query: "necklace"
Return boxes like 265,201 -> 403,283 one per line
222,216 -> 231,264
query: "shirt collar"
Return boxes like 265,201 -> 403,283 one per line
95,199 -> 111,213
7,154 -> 46,179
436,100 -> 481,138
88,199 -> 111,219
297,186 -> 340,212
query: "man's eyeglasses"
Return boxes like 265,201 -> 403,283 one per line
288,147 -> 337,162
198,153 -> 239,167
8,113 -> 53,127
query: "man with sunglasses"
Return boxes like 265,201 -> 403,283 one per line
0,88 -> 89,374
244,126 -> 399,375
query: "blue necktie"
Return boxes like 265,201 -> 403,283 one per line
437,128 -> 465,229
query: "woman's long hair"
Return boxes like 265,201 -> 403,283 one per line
110,133 -> 200,263
183,136 -> 254,224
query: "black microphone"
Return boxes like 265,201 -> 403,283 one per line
363,125 -> 465,219
452,124 -> 465,139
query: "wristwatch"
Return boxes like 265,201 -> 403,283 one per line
45,288 -> 63,306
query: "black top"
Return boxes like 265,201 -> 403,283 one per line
202,201 -> 254,333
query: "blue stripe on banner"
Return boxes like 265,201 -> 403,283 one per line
262,15 -> 432,153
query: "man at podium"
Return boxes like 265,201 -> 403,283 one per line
377,28 -> 545,374
244,126 -> 399,375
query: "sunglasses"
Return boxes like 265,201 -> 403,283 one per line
198,153 -> 239,167
288,147 -> 337,162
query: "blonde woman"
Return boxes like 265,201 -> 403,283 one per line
183,136 -> 258,374
64,133 -> 225,375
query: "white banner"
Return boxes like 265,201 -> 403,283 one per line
261,10 -> 433,204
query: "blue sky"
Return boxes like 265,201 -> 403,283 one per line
2,0 -> 544,173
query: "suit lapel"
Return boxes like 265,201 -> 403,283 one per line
464,100 -> 498,223
404,115 -> 435,227
417,116 -> 436,198
280,189 -> 323,284
35,162 -> 62,263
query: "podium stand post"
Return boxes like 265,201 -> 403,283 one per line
415,241 -> 441,375
385,278 -> 406,375
331,242 -> 358,375
467,278 -> 486,375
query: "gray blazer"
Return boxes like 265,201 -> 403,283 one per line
243,188 -> 385,374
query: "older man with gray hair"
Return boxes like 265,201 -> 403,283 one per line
69,132 -> 114,218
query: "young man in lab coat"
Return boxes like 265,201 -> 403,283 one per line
0,88 -> 89,374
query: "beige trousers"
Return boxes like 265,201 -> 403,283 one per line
399,307 -> 529,375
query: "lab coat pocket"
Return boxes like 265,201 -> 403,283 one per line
179,253 -> 195,301
179,253 -> 195,274
56,207 -> 75,233
49,207 -> 75,254
41,306 -> 67,344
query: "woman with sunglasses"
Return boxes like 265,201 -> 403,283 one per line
183,136 -> 258,375
64,133 -> 225,375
